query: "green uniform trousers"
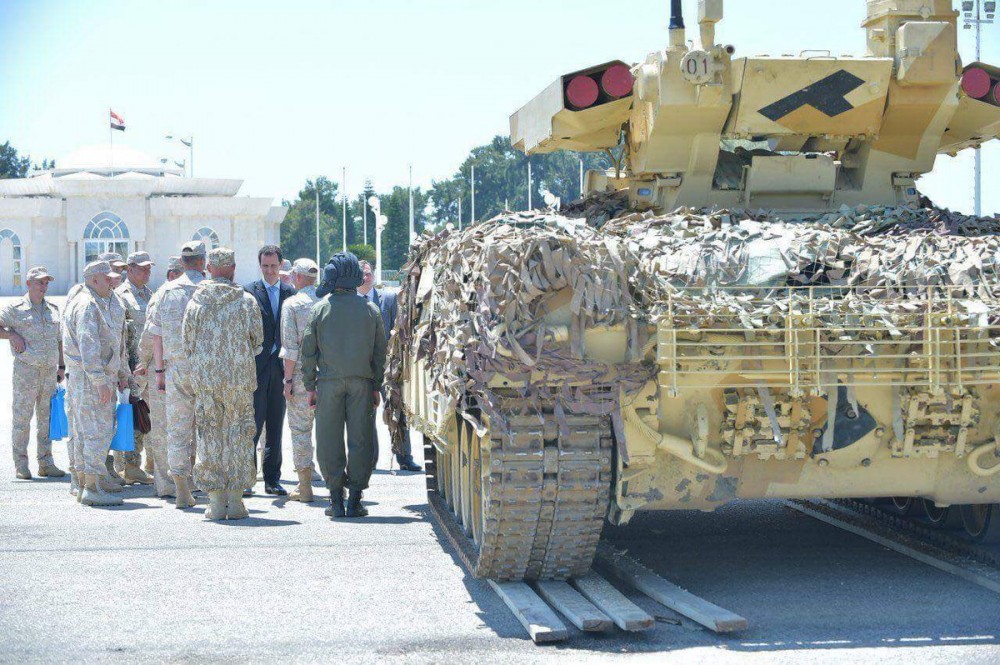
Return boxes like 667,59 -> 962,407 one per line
315,376 -> 374,493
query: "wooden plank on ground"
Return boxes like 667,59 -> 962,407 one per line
594,543 -> 748,633
488,580 -> 569,644
534,580 -> 613,632
571,572 -> 655,632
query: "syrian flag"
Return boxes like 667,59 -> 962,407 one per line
110,109 -> 125,132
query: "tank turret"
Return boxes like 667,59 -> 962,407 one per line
510,0 -> 1000,213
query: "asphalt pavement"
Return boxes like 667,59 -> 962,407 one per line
0,297 -> 998,663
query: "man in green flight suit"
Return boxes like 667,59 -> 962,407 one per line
301,252 -> 386,519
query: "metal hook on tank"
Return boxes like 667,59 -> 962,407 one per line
967,439 -> 1000,478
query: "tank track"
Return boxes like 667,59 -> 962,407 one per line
427,412 -> 612,581
797,498 -> 1000,568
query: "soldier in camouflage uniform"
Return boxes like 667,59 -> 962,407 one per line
183,247 -> 263,520
62,261 -> 130,507
114,251 -> 155,484
134,256 -> 184,498
148,241 -> 205,508
0,266 -> 65,481
99,253 -> 127,290
279,258 -> 321,502
60,280 -> 88,492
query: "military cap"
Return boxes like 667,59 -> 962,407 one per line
181,240 -> 206,258
207,246 -> 235,267
83,260 -> 121,279
127,251 -> 154,266
25,266 -> 54,282
167,256 -> 183,272
98,252 -> 127,269
290,258 -> 319,277
279,259 -> 292,276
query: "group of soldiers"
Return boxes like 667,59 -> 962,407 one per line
2,241 -> 400,521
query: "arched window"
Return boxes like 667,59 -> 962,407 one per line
0,229 -> 23,293
84,212 -> 130,262
192,226 -> 220,249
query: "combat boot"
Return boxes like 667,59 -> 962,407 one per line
70,472 -> 82,497
15,460 -> 31,479
324,489 -> 346,518
122,463 -> 153,485
288,467 -> 314,503
346,489 -> 368,518
205,491 -> 227,520
81,473 -> 123,507
99,474 -> 125,493
225,490 -> 249,520
174,475 -> 196,509
143,454 -> 154,475
104,455 -> 126,485
37,462 -> 66,478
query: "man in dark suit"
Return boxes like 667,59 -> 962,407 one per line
357,260 -> 421,472
245,245 -> 296,495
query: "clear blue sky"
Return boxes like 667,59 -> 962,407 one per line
1,0 -> 997,214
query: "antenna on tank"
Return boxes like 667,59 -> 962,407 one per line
668,0 -> 686,47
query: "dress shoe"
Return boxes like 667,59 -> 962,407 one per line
325,489 -> 346,518
396,457 -> 423,472
242,487 -> 254,497
264,483 -> 288,496
346,488 -> 368,518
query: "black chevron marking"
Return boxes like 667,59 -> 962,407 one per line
758,70 -> 866,122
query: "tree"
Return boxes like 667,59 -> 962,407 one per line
347,243 -> 375,262
0,142 -> 56,179
0,142 -> 32,179
279,176 -> 342,264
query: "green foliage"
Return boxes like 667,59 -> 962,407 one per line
347,243 -> 375,262
427,136 -> 609,228
280,135 -> 609,272
0,141 -> 33,179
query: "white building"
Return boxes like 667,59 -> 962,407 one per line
0,144 -> 287,294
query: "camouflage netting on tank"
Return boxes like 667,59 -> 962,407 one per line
384,202 -> 1000,452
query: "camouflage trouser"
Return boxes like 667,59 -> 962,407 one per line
193,390 -> 257,492
287,373 -> 315,472
65,372 -> 77,474
114,430 -> 144,470
165,362 -> 196,481
68,372 -> 116,476
11,361 -> 55,470
146,380 -> 174,496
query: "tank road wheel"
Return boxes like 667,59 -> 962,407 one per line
959,504 -> 1000,544
889,497 -> 917,516
919,499 -> 962,530
430,410 -> 612,581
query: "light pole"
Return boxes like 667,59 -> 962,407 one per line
963,0 -> 996,216
341,166 -> 347,252
368,195 -> 386,284
165,134 -> 194,177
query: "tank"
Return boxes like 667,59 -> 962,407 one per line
385,0 -> 1000,581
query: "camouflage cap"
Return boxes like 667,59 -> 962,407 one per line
207,246 -> 235,267
290,258 -> 319,277
127,251 -> 154,266
181,240 -> 206,258
83,260 -> 121,279
278,259 -> 293,276
167,256 -> 183,272
98,252 -> 127,268
25,266 -> 54,282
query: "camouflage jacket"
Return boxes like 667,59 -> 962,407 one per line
0,295 -> 62,368
182,277 -> 263,393
116,279 -> 152,369
278,285 -> 320,374
146,269 -> 204,362
61,285 -> 129,388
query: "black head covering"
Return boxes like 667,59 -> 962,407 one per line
316,252 -> 363,298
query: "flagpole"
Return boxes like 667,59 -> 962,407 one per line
471,164 -> 475,224
108,107 -> 114,177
